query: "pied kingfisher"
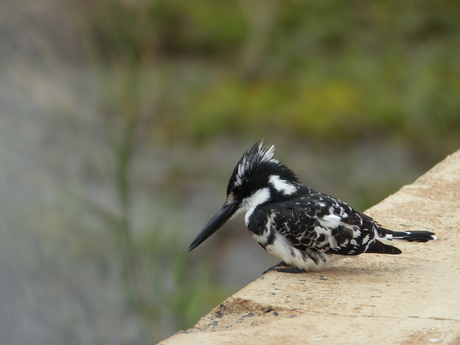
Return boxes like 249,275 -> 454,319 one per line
189,141 -> 437,273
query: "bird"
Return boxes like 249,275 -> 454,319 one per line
189,141 -> 437,273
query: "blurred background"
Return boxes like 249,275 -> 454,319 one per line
1,0 -> 459,344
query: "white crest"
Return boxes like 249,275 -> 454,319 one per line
233,141 -> 278,188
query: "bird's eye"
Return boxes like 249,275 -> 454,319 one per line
230,189 -> 242,200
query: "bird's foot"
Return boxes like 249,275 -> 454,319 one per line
262,261 -> 305,274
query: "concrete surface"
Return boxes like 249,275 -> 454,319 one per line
159,149 -> 460,345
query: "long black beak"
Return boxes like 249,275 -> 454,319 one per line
189,200 -> 240,251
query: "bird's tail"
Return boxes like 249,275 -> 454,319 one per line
386,230 -> 437,242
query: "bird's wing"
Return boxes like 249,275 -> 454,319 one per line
268,192 -> 394,256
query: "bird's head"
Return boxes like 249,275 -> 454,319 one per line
189,141 -> 299,251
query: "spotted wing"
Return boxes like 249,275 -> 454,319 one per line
267,192 -> 398,255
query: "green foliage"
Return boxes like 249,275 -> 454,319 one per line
78,0 -> 460,157
83,0 -> 248,63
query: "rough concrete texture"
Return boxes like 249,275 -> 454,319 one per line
160,150 -> 460,345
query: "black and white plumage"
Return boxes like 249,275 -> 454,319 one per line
189,141 -> 437,273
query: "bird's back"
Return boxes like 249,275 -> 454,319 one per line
247,186 -> 400,264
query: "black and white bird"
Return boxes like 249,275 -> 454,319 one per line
189,141 -> 437,273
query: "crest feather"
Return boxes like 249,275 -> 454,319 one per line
233,141 -> 278,188
255,141 -> 276,163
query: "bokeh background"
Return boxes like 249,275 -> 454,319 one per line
1,1 -> 459,344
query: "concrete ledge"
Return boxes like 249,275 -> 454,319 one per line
160,150 -> 460,345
